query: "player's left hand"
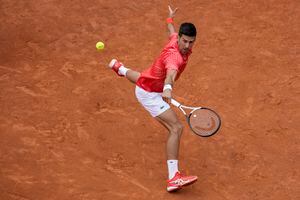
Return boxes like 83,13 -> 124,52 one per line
168,5 -> 178,18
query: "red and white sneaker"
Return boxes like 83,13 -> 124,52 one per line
108,59 -> 124,77
167,172 -> 198,192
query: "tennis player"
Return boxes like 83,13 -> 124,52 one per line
107,6 -> 197,192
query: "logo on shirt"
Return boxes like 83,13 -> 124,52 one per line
160,106 -> 165,109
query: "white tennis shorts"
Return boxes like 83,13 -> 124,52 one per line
135,86 -> 170,117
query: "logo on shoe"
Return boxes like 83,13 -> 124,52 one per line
174,179 -> 187,185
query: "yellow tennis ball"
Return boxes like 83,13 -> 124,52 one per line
96,41 -> 105,50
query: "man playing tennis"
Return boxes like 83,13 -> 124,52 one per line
107,6 -> 197,192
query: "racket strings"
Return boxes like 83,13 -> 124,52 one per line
189,108 -> 221,136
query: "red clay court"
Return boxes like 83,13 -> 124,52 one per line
0,0 -> 299,199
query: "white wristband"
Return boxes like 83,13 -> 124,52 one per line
163,84 -> 172,91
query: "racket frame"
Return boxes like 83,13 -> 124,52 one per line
171,99 -> 221,137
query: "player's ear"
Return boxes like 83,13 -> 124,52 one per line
178,35 -> 182,42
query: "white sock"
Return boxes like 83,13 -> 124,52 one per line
118,66 -> 129,76
167,160 -> 179,180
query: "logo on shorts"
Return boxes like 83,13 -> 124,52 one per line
160,106 -> 165,109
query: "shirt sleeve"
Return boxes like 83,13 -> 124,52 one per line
169,33 -> 178,40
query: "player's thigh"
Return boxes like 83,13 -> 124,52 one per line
156,116 -> 171,131
126,70 -> 140,84
155,108 -> 181,128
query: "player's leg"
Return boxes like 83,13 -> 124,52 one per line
156,109 -> 183,160
135,86 -> 197,192
126,70 -> 140,84
108,58 -> 140,84
156,109 -> 198,192
156,109 -> 182,185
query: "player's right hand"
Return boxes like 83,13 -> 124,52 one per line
162,89 -> 172,104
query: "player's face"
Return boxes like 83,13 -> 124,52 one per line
178,34 -> 196,55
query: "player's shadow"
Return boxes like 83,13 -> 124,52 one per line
164,185 -> 200,197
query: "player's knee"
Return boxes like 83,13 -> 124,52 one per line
170,123 -> 184,136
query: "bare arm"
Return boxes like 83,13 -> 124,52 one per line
162,69 -> 177,103
167,5 -> 178,36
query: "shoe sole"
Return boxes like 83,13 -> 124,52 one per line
182,178 -> 198,187
108,59 -> 117,68
167,186 -> 182,192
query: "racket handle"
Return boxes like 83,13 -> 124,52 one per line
171,99 -> 181,107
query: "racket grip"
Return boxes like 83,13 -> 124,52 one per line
171,99 -> 181,107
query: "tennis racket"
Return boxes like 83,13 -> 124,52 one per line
171,99 -> 221,137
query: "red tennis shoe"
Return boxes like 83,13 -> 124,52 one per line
167,172 -> 198,192
108,59 -> 124,77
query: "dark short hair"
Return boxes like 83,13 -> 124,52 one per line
179,23 -> 197,37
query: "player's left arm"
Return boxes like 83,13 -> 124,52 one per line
162,69 -> 177,103
167,5 -> 178,36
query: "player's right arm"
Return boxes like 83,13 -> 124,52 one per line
162,69 -> 177,104
167,5 -> 178,36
